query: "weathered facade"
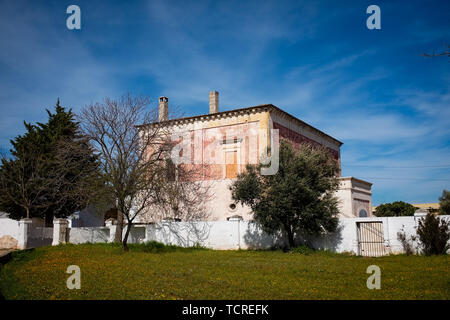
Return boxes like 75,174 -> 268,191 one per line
137,91 -> 372,222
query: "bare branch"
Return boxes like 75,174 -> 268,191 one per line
78,93 -> 210,251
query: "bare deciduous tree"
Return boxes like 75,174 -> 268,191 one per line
79,93 -> 210,251
148,159 -> 211,222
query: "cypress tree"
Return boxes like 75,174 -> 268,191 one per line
0,100 -> 103,223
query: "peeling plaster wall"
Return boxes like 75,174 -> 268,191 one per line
140,106 -> 370,221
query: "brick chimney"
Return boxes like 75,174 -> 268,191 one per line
209,91 -> 219,114
158,96 -> 168,122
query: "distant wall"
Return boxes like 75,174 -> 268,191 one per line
68,206 -> 105,228
67,227 -> 110,244
78,207 -> 104,227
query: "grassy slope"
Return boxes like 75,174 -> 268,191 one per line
0,243 -> 448,300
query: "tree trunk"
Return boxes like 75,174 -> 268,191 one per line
122,220 -> 131,252
114,209 -> 123,243
25,207 -> 30,219
285,226 -> 295,249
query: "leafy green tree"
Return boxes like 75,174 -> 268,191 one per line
0,100 -> 104,222
230,140 -> 340,249
438,190 -> 450,215
374,201 -> 417,217
417,213 -> 450,255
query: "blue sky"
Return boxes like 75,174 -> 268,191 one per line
0,0 -> 449,205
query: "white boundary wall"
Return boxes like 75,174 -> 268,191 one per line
144,216 -> 450,254
0,218 -> 53,249
145,221 -> 281,250
303,215 -> 449,254
0,218 -> 19,240
0,218 -> 20,249
1,215 -> 449,255
66,225 -> 146,244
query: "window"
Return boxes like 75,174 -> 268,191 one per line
227,215 -> 243,221
225,150 -> 238,178
359,209 -> 368,217
221,137 -> 242,144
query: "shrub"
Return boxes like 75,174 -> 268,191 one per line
417,213 -> 450,255
290,245 -> 315,255
397,231 -> 416,256
438,189 -> 450,215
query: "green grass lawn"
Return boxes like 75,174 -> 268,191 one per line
0,243 -> 448,300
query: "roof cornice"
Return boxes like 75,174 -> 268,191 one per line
136,104 -> 343,146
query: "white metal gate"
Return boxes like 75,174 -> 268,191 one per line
357,221 -> 386,257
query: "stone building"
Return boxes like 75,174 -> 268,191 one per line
137,91 -> 372,222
